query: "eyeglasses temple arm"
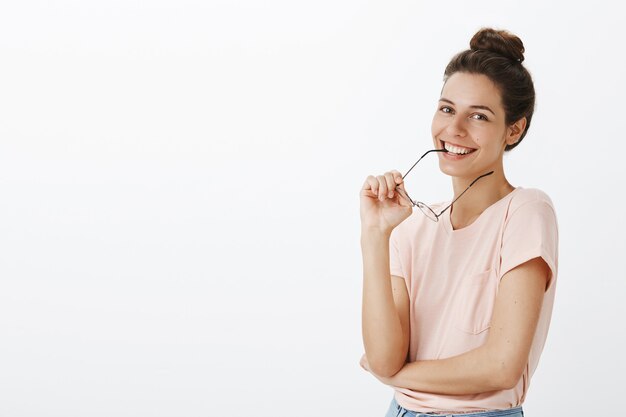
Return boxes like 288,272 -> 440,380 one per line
397,149 -> 446,206
401,149 -> 447,180
436,170 -> 495,216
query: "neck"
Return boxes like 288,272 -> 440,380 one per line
449,166 -> 514,229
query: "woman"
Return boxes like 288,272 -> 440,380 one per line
359,28 -> 558,416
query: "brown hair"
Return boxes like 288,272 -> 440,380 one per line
443,28 -> 535,151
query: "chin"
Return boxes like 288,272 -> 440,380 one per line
438,160 -> 481,180
438,159 -> 463,177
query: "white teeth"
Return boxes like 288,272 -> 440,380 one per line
443,142 -> 474,155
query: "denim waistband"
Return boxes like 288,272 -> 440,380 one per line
390,397 -> 524,417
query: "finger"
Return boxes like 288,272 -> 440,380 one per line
361,175 -> 377,197
365,175 -> 380,198
376,175 -> 388,201
384,172 -> 398,198
391,170 -> 404,186
361,175 -> 373,191
390,170 -> 410,202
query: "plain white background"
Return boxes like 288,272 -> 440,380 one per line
0,1 -> 624,416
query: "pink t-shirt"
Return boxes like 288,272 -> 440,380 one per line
389,187 -> 558,412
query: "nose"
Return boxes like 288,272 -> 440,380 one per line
444,115 -> 467,138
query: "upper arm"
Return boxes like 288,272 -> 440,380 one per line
391,275 -> 411,363
486,257 -> 550,388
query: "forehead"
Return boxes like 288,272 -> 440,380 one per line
441,72 -> 503,110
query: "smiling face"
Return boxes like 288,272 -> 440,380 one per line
431,72 -> 523,180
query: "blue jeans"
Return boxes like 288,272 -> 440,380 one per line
385,396 -> 524,417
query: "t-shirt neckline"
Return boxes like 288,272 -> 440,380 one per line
442,186 -> 522,235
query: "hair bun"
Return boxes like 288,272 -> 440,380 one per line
469,28 -> 525,63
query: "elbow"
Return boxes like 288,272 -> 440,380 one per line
368,357 -> 404,378
492,359 -> 524,390
370,364 -> 401,378
499,369 -> 524,390
485,343 -> 527,391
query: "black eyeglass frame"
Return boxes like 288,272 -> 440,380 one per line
395,149 -> 494,222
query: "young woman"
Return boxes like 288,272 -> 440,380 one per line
359,28 -> 558,416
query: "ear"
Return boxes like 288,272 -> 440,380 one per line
505,117 -> 527,146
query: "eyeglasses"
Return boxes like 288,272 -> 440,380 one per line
395,149 -> 494,222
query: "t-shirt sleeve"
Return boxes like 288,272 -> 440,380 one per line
500,199 -> 559,289
389,228 -> 405,278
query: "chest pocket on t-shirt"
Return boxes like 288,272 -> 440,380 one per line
453,268 -> 498,335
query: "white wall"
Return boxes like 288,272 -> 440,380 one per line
0,1 -> 623,416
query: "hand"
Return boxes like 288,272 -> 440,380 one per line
360,170 -> 412,234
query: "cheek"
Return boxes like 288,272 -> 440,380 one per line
431,116 -> 443,133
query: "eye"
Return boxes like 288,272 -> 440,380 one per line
470,113 -> 489,121
439,106 -> 453,114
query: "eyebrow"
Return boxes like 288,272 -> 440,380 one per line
439,98 -> 496,116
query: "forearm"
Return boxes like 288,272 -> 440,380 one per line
379,344 -> 509,395
361,228 -> 407,376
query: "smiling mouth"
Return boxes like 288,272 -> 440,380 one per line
441,140 -> 477,155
